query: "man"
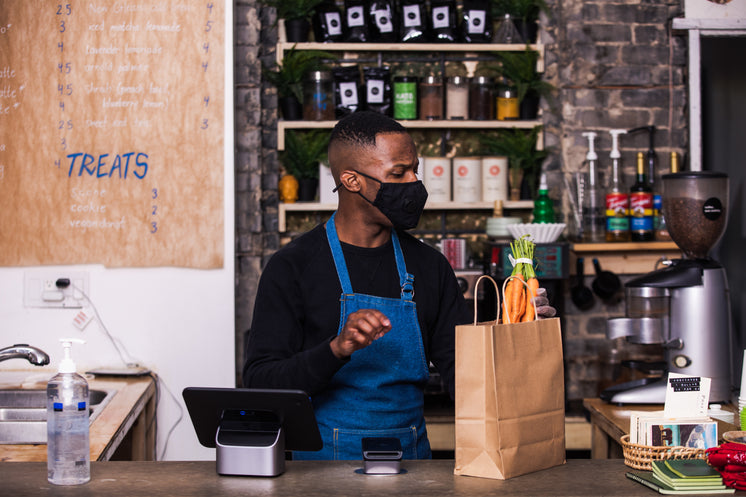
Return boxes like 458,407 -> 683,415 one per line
243,111 -> 551,460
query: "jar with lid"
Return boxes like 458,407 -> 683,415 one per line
419,76 -> 443,120
393,76 -> 418,120
469,76 -> 494,120
446,76 -> 468,120
496,80 -> 519,121
303,70 -> 335,121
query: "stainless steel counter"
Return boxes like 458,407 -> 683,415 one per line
1,459 -> 735,496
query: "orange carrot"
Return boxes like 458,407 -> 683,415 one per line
508,274 -> 526,323
522,276 -> 540,322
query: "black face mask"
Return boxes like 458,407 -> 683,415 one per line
336,170 -> 428,230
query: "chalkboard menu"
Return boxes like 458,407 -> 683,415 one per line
0,1 -> 225,268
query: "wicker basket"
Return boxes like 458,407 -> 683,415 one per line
620,434 -> 707,470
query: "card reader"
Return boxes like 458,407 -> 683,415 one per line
362,437 -> 403,475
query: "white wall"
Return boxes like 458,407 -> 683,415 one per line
0,6 -> 234,461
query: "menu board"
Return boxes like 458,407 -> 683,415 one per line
0,1 -> 225,268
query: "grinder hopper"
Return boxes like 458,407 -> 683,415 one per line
603,172 -> 732,404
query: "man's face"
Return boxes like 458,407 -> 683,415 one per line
358,132 -> 419,186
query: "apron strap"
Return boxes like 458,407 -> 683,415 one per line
326,212 -> 354,294
391,230 -> 414,301
326,213 -> 415,301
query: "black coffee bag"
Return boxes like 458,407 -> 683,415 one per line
460,0 -> 492,43
428,0 -> 458,43
312,0 -> 344,43
398,0 -> 427,43
363,66 -> 392,116
333,65 -> 362,117
343,0 -> 370,42
369,0 -> 397,43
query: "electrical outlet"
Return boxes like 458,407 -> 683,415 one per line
24,270 -> 89,308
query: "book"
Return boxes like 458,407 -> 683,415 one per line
651,462 -> 723,489
627,471 -> 735,495
664,459 -> 722,479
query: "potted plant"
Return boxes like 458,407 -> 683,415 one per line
491,0 -> 549,43
487,49 -> 555,119
479,127 -> 549,200
281,129 -> 330,201
259,0 -> 327,42
263,46 -> 335,120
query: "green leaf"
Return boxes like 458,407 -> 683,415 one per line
479,127 -> 549,196
262,46 -> 337,100
258,0 -> 326,21
280,130 -> 331,180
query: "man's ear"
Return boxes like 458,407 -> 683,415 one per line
338,170 -> 362,193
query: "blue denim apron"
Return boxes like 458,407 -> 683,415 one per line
294,212 -> 431,460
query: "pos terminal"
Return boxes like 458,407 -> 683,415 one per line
183,387 -> 322,476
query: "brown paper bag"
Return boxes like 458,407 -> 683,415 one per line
454,275 -> 565,479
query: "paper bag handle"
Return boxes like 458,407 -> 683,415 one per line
473,275 -> 500,325
501,275 -> 538,324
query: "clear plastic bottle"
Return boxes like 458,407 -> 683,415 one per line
532,173 -> 555,223
580,132 -> 606,242
47,338 -> 90,486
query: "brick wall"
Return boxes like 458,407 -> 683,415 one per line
233,0 -> 689,398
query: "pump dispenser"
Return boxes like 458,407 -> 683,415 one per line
605,129 -> 630,242
580,132 -> 605,242
47,338 -> 90,485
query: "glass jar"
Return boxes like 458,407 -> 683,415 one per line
469,76 -> 494,120
446,76 -> 469,120
419,76 -> 443,120
303,70 -> 335,121
496,82 -> 519,121
393,76 -> 418,120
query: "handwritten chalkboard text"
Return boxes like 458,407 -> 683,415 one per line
66,151 -> 148,179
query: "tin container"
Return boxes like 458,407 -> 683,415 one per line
393,76 -> 418,120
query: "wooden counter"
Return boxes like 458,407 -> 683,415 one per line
0,375 -> 156,462
3,459 -> 735,496
583,397 -> 740,459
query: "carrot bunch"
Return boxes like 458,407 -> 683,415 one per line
502,236 -> 540,323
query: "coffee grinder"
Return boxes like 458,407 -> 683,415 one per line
602,171 -> 732,404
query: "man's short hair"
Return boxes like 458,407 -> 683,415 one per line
329,111 -> 407,149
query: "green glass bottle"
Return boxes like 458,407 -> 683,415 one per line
533,173 -> 555,223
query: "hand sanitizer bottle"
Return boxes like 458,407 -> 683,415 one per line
47,338 -> 90,485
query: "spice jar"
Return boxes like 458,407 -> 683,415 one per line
446,76 -> 469,120
496,81 -> 519,121
303,70 -> 335,121
469,76 -> 494,120
419,76 -> 443,120
393,76 -> 418,120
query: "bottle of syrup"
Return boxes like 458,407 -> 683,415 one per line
605,129 -> 630,242
629,152 -> 654,241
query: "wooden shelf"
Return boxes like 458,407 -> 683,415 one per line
570,241 -> 682,275
276,41 -> 545,71
279,200 -> 533,232
277,119 -> 543,150
572,241 -> 679,252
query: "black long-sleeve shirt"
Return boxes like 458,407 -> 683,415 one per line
242,223 -> 471,399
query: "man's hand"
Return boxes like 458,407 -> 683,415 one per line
533,287 -> 557,319
330,309 -> 392,359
